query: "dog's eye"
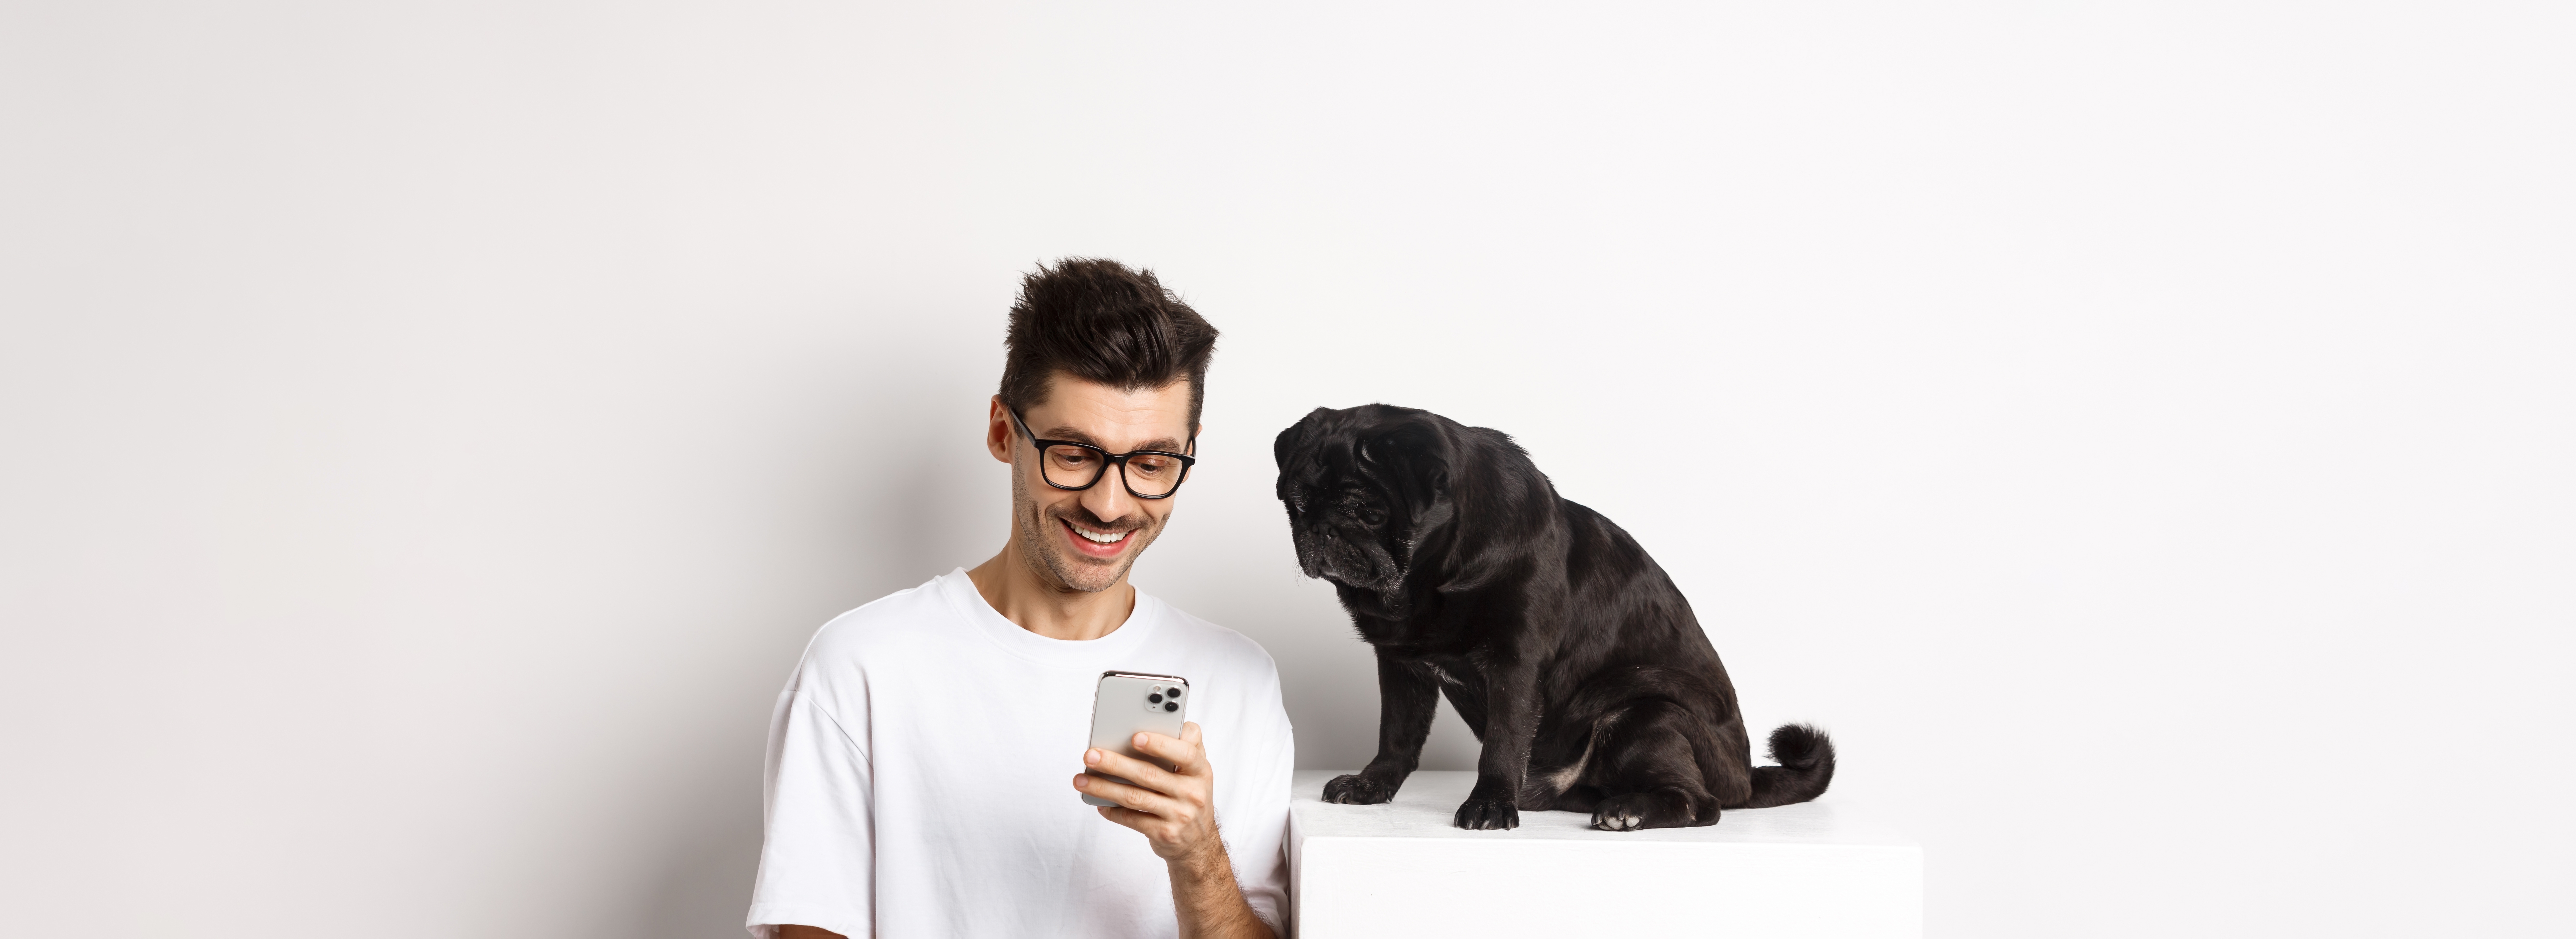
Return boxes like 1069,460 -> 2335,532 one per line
1358,505 -> 1388,525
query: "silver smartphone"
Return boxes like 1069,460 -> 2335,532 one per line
1081,671 -> 1189,807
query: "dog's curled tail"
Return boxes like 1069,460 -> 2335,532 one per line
1739,723 -> 1836,808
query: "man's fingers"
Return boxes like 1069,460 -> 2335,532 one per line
1179,722 -> 1209,772
1072,771 -> 1182,816
1096,805 -> 1143,830
1087,748 -> 1182,793
1097,804 -> 1166,838
1128,727 -> 1209,774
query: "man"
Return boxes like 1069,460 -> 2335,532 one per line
747,259 -> 1291,939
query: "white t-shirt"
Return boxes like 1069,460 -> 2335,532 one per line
745,569 -> 1295,938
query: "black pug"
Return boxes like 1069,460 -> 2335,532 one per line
1275,404 -> 1835,831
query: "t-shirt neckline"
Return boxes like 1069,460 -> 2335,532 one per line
936,567 -> 1164,667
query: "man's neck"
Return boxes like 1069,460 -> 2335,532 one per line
966,542 -> 1135,642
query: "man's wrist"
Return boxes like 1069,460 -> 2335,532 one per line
1169,839 -> 1233,881
1166,839 -> 1273,939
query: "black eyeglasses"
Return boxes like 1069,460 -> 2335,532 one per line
1008,406 -> 1198,499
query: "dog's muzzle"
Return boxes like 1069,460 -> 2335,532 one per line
1300,524 -> 1398,589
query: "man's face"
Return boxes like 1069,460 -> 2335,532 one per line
987,373 -> 1197,594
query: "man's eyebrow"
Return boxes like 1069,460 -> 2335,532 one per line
1040,425 -> 1188,453
1038,424 -> 1095,445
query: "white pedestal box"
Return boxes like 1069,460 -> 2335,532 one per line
1287,770 -> 1921,938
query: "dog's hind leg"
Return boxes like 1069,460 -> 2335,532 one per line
1583,700 -> 1726,831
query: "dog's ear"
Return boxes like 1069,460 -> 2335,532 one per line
1415,420 -> 1545,593
1275,407 -> 1334,472
1358,417 -> 1451,508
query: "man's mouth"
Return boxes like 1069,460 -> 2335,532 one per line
1070,521 -> 1128,544
1061,517 -> 1136,556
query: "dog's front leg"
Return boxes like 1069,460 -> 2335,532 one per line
1321,648 -> 1439,805
1455,656 -> 1538,830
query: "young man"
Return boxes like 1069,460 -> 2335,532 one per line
747,260 -> 1292,939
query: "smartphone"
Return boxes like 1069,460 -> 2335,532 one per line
1081,671 -> 1189,807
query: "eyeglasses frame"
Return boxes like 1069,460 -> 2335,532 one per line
1007,405 -> 1198,500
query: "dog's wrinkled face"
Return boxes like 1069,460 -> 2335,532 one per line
1275,406 -> 1448,593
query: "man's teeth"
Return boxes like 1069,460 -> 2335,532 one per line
1073,525 -> 1128,544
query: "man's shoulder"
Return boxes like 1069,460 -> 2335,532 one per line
797,573 -> 967,669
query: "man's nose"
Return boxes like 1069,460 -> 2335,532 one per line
1081,468 -> 1137,522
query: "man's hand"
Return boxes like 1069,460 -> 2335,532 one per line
1073,722 -> 1274,939
1077,722 -> 1222,861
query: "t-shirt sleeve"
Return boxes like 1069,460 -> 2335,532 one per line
745,686 -> 873,939
1224,665 -> 1297,935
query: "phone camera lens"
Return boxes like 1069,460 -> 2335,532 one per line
1148,693 -> 1163,704
1166,688 -> 1180,697
1163,702 -> 1178,712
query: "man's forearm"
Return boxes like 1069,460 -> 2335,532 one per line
1167,844 -> 1274,939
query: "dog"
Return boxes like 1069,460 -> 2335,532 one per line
1274,404 -> 1834,831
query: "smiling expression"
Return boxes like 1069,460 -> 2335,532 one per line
991,373 -> 1198,594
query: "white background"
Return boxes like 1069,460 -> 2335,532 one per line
4,2 -> 2570,937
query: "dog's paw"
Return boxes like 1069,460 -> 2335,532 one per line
1321,773 -> 1397,805
1591,795 -> 1649,831
1590,793 -> 1702,831
1453,798 -> 1520,831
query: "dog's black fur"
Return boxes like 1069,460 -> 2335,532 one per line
1275,404 -> 1835,831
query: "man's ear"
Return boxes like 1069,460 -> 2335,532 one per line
986,397 -> 1015,464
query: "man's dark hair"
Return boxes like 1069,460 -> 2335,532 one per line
1000,258 -> 1220,432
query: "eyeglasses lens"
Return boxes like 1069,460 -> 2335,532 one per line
1039,445 -> 1185,496
1122,453 -> 1183,496
1041,446 -> 1103,489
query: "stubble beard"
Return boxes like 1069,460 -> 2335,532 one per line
1011,465 -> 1164,594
